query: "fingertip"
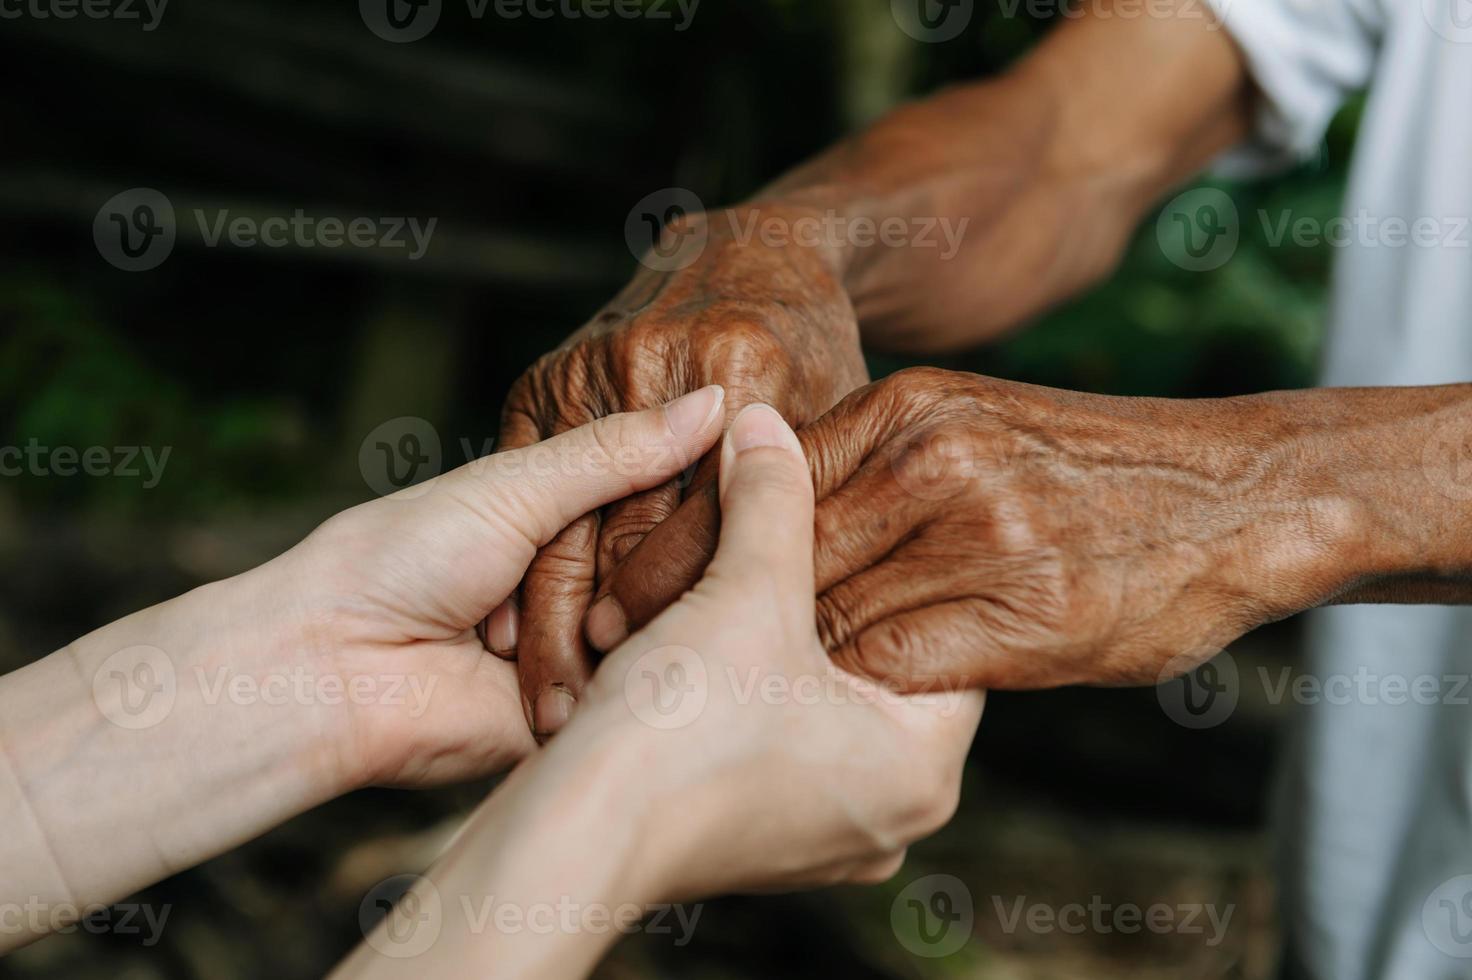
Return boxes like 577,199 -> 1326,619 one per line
533,685 -> 577,740
585,595 -> 629,652
718,403 -> 807,500
481,598 -> 519,658
663,385 -> 726,438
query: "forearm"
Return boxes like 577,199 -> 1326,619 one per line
751,0 -> 1253,353
334,715 -> 675,980
0,557 -> 351,948
1256,384 -> 1472,604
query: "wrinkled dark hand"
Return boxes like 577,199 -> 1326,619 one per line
584,367 -> 1357,690
496,206 -> 869,736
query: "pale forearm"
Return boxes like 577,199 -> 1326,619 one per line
335,717 -> 671,980
0,559 -> 349,948
753,0 -> 1253,352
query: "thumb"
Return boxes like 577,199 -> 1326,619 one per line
453,385 -> 725,547
705,403 -> 816,605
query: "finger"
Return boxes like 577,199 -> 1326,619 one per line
585,400 -> 879,652
815,542 -> 975,660
454,385 -> 726,549
596,481 -> 683,580
812,455 -> 935,593
489,400 -> 545,660
829,599 -> 1010,691
476,597 -> 519,660
585,481 -> 720,651
517,512 -> 599,739
702,404 -> 815,607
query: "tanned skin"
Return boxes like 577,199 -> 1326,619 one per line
498,0 -> 1472,731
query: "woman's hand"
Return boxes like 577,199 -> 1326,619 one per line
292,386 -> 727,788
498,206 -> 870,737
0,389 -> 726,947
335,405 -> 983,980
583,403 -> 983,895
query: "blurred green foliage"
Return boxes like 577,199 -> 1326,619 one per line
0,0 -> 1358,520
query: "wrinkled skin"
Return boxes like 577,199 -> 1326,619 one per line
497,206 -> 869,734
584,367 -> 1363,691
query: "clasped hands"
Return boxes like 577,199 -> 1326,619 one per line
498,209 -> 1362,746
2,205 -> 1389,975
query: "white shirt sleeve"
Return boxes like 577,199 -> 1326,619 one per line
1203,0 -> 1385,175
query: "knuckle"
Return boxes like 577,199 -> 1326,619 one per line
611,320 -> 676,388
700,317 -> 792,390
916,768 -> 964,836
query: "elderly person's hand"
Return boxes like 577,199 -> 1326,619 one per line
336,404 -> 983,980
581,368 -> 1471,692
496,204 -> 869,736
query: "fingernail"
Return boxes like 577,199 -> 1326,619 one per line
728,403 -> 796,455
664,385 -> 725,437
485,600 -> 518,654
533,686 -> 577,737
585,595 -> 629,652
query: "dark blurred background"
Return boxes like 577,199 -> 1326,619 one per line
0,1 -> 1360,976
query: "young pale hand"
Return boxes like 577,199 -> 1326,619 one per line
285,385 -> 727,788
572,404 -> 986,896
336,405 -> 984,980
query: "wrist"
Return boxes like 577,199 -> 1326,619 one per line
1247,386 -> 1472,601
0,555 -> 351,912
